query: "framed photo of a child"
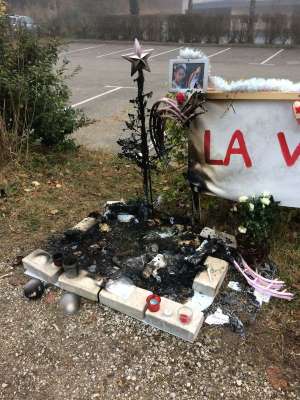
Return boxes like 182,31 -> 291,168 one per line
169,59 -> 209,93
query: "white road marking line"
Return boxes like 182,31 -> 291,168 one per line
208,48 -> 231,58
63,44 -> 105,55
260,49 -> 284,65
71,87 -> 122,108
105,85 -> 135,89
249,62 -> 275,66
150,47 -> 183,59
96,47 -> 133,59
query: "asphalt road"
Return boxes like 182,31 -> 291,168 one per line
60,41 -> 300,151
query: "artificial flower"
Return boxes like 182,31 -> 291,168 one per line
249,203 -> 255,212
176,92 -> 186,105
238,226 -> 247,234
239,196 -> 248,203
261,197 -> 271,206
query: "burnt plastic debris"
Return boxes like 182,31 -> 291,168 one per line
63,255 -> 79,279
126,251 -> 202,302
229,315 -> 245,337
53,252 -> 64,267
145,243 -> 159,254
216,284 -> 261,331
24,279 -> 45,300
142,254 -> 167,280
46,214 -> 222,302
88,211 -> 102,219
45,200 -> 260,303
104,200 -> 149,222
143,228 -> 176,241
257,260 -> 278,280
185,252 -> 206,267
124,255 -> 149,277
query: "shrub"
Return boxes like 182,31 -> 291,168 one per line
0,17 -> 86,150
231,193 -> 280,246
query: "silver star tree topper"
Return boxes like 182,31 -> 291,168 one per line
122,39 -> 153,76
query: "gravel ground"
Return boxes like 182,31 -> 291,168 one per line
0,256 -> 299,400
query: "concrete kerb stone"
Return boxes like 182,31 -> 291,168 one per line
145,297 -> 204,343
99,286 -> 152,320
22,249 -> 62,284
58,270 -> 103,302
193,256 -> 229,297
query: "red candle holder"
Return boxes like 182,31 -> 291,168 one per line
178,306 -> 193,325
146,294 -> 161,312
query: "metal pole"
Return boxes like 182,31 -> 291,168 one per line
136,68 -> 152,212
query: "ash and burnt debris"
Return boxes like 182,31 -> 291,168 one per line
26,199 -> 280,337
45,200 -> 274,332
47,201 -> 210,303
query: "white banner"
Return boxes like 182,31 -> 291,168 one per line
189,100 -> 300,208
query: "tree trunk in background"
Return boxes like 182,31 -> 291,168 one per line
188,0 -> 193,13
129,0 -> 139,16
248,0 -> 257,43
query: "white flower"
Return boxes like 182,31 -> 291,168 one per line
239,196 -> 248,203
249,203 -> 255,212
231,205 -> 238,212
238,226 -> 247,234
261,197 -> 271,206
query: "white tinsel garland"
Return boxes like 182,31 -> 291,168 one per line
179,48 -> 211,78
210,76 -> 300,93
179,48 -> 208,60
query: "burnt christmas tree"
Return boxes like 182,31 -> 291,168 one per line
118,39 -> 154,216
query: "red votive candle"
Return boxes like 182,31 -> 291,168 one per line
178,306 -> 193,325
146,294 -> 161,312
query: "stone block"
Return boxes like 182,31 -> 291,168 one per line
58,270 -> 102,302
193,256 -> 228,297
99,286 -> 152,320
65,217 -> 98,239
145,297 -> 204,343
200,227 -> 237,248
22,249 -> 62,284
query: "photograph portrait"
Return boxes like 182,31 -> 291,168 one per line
169,59 -> 209,93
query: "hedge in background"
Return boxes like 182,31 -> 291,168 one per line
47,13 -> 300,46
